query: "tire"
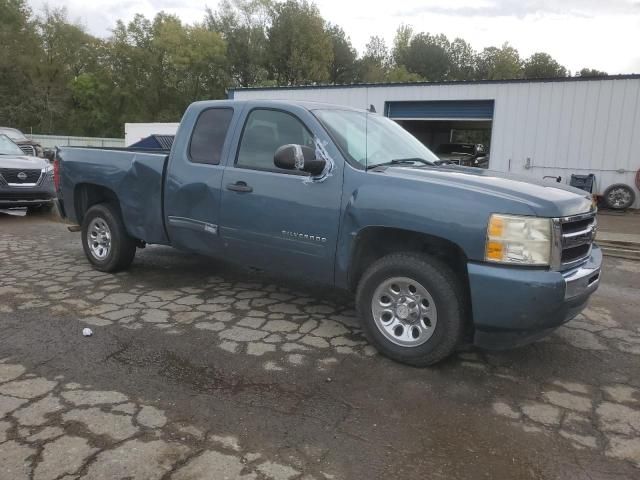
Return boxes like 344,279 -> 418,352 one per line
356,253 -> 466,366
81,203 -> 136,272
603,183 -> 636,210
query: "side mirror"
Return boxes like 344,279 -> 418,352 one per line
274,144 -> 326,176
43,149 -> 55,162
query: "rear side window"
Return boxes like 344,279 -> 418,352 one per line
189,108 -> 234,165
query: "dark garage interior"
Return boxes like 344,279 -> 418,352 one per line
386,100 -> 494,168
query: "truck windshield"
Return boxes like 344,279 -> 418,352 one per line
0,134 -> 25,155
313,109 -> 439,169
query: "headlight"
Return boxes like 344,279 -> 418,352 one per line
485,214 -> 551,266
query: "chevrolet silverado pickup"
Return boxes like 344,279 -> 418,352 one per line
55,100 -> 602,366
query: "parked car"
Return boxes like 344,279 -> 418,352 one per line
55,100 -> 601,366
435,143 -> 488,167
0,134 -> 55,212
0,127 -> 44,158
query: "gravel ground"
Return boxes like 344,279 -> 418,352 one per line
0,209 -> 639,479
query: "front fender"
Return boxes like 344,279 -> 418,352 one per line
334,167 -> 536,288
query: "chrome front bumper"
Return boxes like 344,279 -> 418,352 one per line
562,245 -> 602,300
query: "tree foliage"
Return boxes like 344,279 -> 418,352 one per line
326,24 -> 357,84
476,43 -> 523,80
578,68 -> 608,77
523,52 -> 568,79
206,0 -> 271,87
266,0 -> 332,85
0,0 -> 609,137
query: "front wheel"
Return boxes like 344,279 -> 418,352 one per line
356,253 -> 466,366
81,203 -> 136,272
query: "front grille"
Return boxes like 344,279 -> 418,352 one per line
0,168 -> 42,184
561,244 -> 591,264
18,144 -> 36,156
558,212 -> 597,267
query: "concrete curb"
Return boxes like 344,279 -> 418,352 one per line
596,233 -> 640,261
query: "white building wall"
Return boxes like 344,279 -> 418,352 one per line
125,122 -> 179,146
234,78 -> 640,207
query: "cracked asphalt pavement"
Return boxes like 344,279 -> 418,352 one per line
1,210 -> 639,479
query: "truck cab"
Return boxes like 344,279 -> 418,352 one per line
56,100 -> 602,366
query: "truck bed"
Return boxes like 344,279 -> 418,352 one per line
57,147 -> 169,245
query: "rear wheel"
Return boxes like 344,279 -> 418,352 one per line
81,203 -> 136,272
356,253 -> 466,366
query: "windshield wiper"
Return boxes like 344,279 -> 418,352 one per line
366,158 -> 433,170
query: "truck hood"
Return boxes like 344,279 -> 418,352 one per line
379,164 -> 594,217
0,154 -> 49,170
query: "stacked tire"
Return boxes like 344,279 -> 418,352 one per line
602,183 -> 636,210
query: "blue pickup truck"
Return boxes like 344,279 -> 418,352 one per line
56,100 -> 601,366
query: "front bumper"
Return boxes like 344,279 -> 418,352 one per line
469,245 -> 602,349
0,189 -> 55,208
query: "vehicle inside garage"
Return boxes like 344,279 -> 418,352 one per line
385,100 -> 494,168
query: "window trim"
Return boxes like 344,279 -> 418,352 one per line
187,107 -> 234,166
233,107 -> 314,176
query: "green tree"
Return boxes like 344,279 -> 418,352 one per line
266,0 -> 332,85
523,52 -> 567,79
206,0 -> 272,87
364,35 -> 390,68
0,0 -> 42,129
476,43 -> 523,80
403,33 -> 450,81
326,24 -> 357,84
35,7 -> 100,133
577,68 -> 607,77
391,24 -> 413,67
68,69 -> 119,136
386,65 -> 423,83
448,38 -> 475,80
356,35 -> 390,82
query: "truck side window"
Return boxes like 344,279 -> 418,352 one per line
236,109 -> 314,172
189,108 -> 234,165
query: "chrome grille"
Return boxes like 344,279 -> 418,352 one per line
552,212 -> 597,269
18,144 -> 36,156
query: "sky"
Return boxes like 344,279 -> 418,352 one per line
28,0 -> 640,75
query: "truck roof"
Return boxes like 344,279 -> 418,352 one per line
189,98 -> 365,113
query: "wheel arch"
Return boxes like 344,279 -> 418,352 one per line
348,226 -> 470,292
74,183 -> 123,225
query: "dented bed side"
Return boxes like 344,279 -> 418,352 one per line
57,148 -> 170,245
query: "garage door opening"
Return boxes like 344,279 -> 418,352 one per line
385,100 -> 494,168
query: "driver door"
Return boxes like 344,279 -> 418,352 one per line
219,107 -> 342,284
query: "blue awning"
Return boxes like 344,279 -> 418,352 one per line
385,100 -> 494,120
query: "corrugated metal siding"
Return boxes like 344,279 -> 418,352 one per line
386,100 -> 494,119
235,78 -> 640,207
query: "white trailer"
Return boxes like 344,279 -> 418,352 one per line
125,122 -> 179,147
231,75 -> 640,208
